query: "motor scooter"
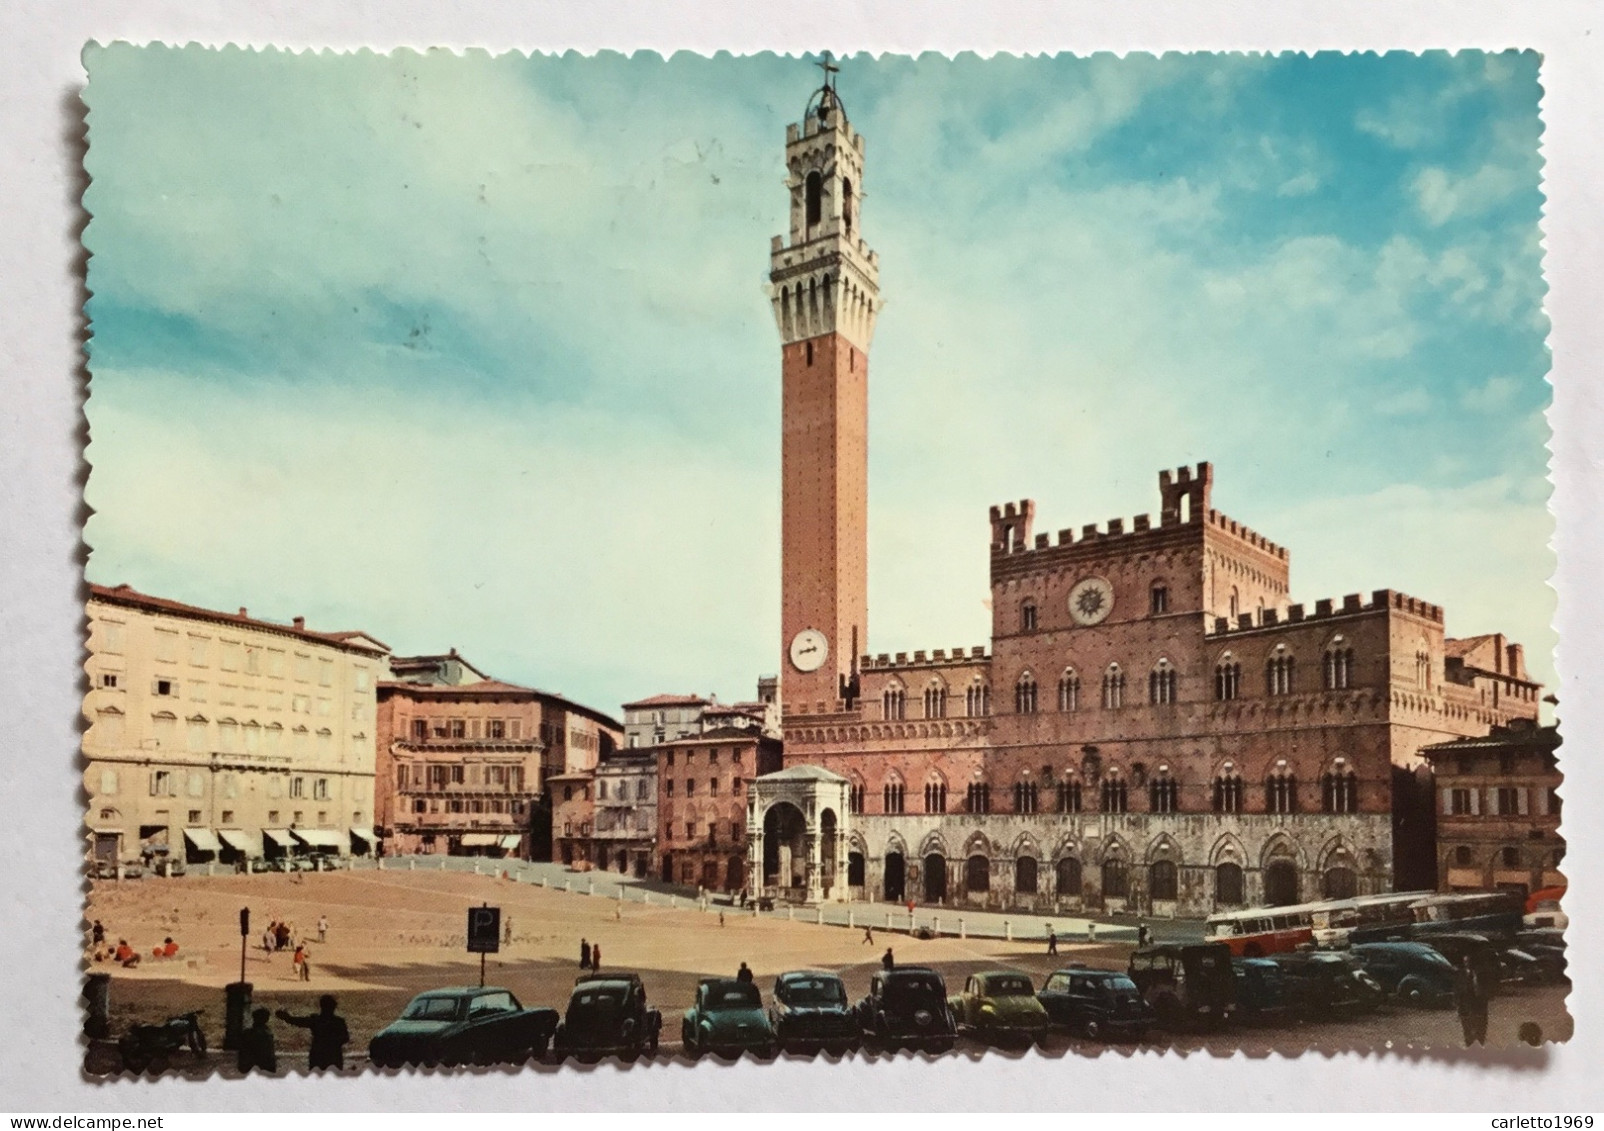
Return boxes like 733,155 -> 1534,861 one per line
118,1009 -> 207,1073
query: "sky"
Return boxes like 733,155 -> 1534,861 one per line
80,47 -> 1554,714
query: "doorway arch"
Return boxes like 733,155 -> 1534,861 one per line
884,852 -> 906,902
1264,859 -> 1300,906
762,801 -> 807,891
923,853 -> 947,902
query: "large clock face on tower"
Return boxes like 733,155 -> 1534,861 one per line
789,629 -> 829,673
1067,577 -> 1115,626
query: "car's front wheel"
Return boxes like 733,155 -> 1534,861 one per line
1082,1019 -> 1102,1042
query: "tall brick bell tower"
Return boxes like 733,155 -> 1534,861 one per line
770,59 -> 880,715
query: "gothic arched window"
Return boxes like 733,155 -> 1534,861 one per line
1100,776 -> 1128,814
882,776 -> 906,815
1322,768 -> 1359,814
1265,770 -> 1298,815
1015,672 -> 1038,714
967,681 -> 991,717
923,681 -> 947,720
923,777 -> 948,814
1323,638 -> 1355,690
842,177 -> 853,232
805,170 -> 823,226
1214,654 -> 1242,701
1013,779 -> 1039,814
1149,773 -> 1179,814
1213,772 -> 1244,814
1058,668 -> 1080,712
882,685 -> 906,721
1102,664 -> 1126,710
1021,600 -> 1037,633
1266,645 -> 1295,696
1055,777 -> 1083,813
1149,659 -> 1177,705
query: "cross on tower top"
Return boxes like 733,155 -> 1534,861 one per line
816,50 -> 839,88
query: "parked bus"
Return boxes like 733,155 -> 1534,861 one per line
1409,891 -> 1523,940
1203,904 -> 1318,956
1309,892 -> 1436,948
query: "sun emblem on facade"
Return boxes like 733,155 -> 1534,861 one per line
1067,577 -> 1115,626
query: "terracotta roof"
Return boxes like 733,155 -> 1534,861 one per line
377,678 -> 622,731
389,649 -> 491,680
622,693 -> 712,709
88,583 -> 389,655
1419,723 -> 1560,754
1445,635 -> 1497,658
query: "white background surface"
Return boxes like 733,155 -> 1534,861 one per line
1,0 -> 1600,1111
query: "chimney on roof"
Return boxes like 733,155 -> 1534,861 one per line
293,616 -> 306,630
239,607 -> 248,617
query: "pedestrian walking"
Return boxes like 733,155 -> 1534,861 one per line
237,1007 -> 278,1075
1046,925 -> 1057,956
317,914 -> 329,944
1137,920 -> 1153,948
591,942 -> 601,971
737,961 -> 754,983
863,925 -> 874,945
882,947 -> 895,972
504,916 -> 514,945
277,995 -> 350,1071
292,943 -> 311,981
580,938 -> 592,970
718,910 -> 726,927
90,920 -> 105,947
1087,921 -> 1097,943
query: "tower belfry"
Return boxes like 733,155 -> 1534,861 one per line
771,58 -> 881,714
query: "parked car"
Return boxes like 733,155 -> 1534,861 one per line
854,966 -> 957,1053
1267,951 -> 1383,1018
553,973 -> 662,1062
1128,943 -> 1237,1031
1036,965 -> 1156,1042
682,978 -> 778,1059
1229,957 -> 1292,1025
1497,946 -> 1547,987
769,971 -> 859,1055
90,859 -> 119,880
119,858 -> 145,879
1418,932 -> 1508,993
368,987 -> 559,1068
949,971 -> 1050,1045
1348,942 -> 1456,1007
1514,928 -> 1568,984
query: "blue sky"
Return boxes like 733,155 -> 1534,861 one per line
81,47 -> 1553,711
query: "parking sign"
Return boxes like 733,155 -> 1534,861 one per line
467,905 -> 501,954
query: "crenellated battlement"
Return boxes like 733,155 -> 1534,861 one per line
1205,588 -> 1444,637
1203,508 -> 1288,561
988,462 -> 1289,564
858,646 -> 990,672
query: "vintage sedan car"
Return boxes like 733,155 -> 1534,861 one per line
368,987 -> 559,1068
1514,928 -> 1568,984
1349,942 -> 1457,1007
553,972 -> 662,1063
855,966 -> 957,1054
949,971 -> 1049,1045
1419,932 -> 1510,993
770,971 -> 859,1054
682,978 -> 778,1059
1128,943 -> 1237,1031
1037,966 -> 1156,1042
1229,957 -> 1292,1025
1267,951 -> 1383,1018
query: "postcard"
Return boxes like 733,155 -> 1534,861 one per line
78,45 -> 1566,1076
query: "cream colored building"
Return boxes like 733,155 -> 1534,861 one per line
83,583 -> 389,868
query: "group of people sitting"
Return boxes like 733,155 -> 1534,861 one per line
87,920 -> 178,967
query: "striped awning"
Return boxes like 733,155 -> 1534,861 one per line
292,828 -> 343,849
218,828 -> 261,854
183,827 -> 223,853
460,833 -> 499,847
262,828 -> 296,847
